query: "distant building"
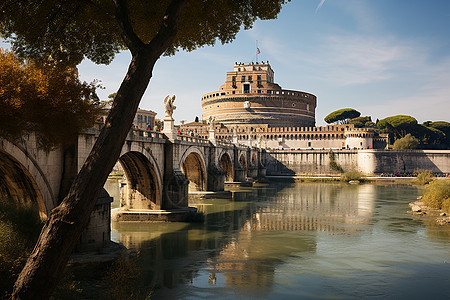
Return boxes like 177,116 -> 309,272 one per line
179,61 -> 388,150
134,108 -> 157,130
97,103 -> 156,131
201,61 -> 316,127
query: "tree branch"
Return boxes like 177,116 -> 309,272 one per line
145,0 -> 189,57
113,0 -> 145,55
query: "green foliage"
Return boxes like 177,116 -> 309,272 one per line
377,115 -> 418,136
324,108 -> 361,124
422,179 -> 450,212
102,254 -> 147,300
377,115 -> 419,144
341,171 -> 365,182
393,134 -> 420,149
365,121 -> 376,128
328,152 -> 343,173
0,198 -> 43,295
423,121 -> 450,145
378,116 -> 447,147
349,116 -> 372,128
412,170 -> 434,185
0,49 -> 102,149
1,0 -> 290,66
413,124 -> 445,145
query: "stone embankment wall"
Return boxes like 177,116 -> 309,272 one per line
264,150 -> 450,175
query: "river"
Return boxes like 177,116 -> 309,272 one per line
110,182 -> 450,299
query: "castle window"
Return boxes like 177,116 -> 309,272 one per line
241,75 -> 245,82
257,90 -> 261,93
248,75 -> 252,82
257,75 -> 261,81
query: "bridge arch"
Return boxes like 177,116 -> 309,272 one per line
180,147 -> 207,192
251,153 -> 257,167
118,151 -> 162,210
219,152 -> 234,182
239,153 -> 247,169
0,141 -> 56,217
0,149 -> 48,218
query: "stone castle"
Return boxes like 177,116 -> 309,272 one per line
201,61 -> 316,127
180,62 -> 388,150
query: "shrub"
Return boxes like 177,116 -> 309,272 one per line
412,170 -> 434,185
341,171 -> 365,182
422,179 -> 450,212
0,199 -> 43,295
393,134 -> 419,149
102,253 -> 145,299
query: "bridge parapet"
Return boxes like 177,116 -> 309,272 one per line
129,129 -> 165,139
178,135 -> 210,144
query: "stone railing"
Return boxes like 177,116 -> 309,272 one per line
178,134 -> 210,144
129,128 -> 165,139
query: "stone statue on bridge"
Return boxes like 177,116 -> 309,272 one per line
208,116 -> 216,131
164,95 -> 176,118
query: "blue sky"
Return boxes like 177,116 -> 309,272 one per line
6,0 -> 450,126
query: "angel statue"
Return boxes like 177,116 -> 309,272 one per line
208,116 -> 216,130
164,95 -> 176,118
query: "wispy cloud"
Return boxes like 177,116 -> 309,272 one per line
316,0 -> 326,13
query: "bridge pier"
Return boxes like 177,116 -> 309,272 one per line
234,168 -> 247,182
75,188 -> 113,252
207,164 -> 225,191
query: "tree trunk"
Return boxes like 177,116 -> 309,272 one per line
12,0 -> 188,297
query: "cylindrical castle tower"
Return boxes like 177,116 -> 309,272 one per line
201,62 -> 316,127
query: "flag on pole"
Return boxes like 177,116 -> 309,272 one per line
257,47 -> 261,54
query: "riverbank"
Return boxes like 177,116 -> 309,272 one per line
266,175 -> 415,184
408,200 -> 450,225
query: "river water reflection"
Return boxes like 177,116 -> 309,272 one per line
111,182 -> 450,299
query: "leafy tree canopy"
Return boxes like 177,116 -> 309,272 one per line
348,116 -> 371,128
392,133 -> 419,149
425,121 -> 450,145
0,49 -> 101,149
414,124 -> 445,145
377,115 -> 417,138
1,0 -> 289,66
423,121 -> 450,134
324,108 -> 361,124
365,121 -> 376,128
377,115 -> 418,130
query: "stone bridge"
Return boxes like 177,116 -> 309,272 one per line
0,125 -> 264,220
0,124 -> 264,251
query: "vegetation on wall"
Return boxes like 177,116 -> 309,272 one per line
328,152 -> 343,173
